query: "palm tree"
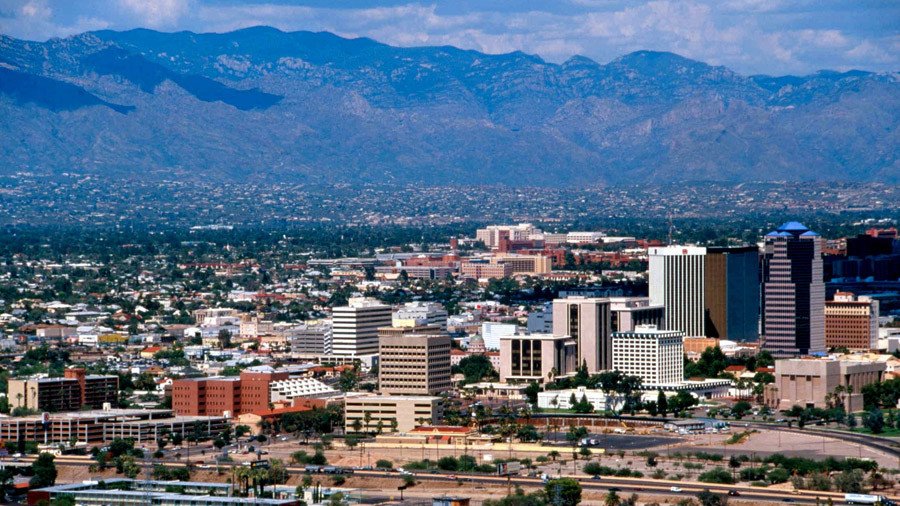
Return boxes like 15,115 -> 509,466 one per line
234,466 -> 252,496
604,490 -> 622,506
363,412 -> 373,434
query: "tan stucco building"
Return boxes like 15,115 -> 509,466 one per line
344,395 -> 442,433
378,333 -> 452,395
768,358 -> 885,411
499,333 -> 577,384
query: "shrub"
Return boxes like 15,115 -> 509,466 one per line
698,467 -> 734,484
740,467 -> 768,481
437,456 -> 459,471
766,468 -> 790,484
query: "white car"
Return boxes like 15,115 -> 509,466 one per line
670,487 -> 682,492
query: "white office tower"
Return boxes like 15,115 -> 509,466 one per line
332,297 -> 392,356
649,246 -> 707,337
612,325 -> 685,385
481,322 -> 517,350
393,301 -> 449,332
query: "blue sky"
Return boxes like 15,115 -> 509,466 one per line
1,0 -> 897,75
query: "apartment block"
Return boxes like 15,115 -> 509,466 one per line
460,261 -> 513,279
344,395 -> 442,432
475,223 -> 541,249
171,370 -> 289,416
612,325 -> 685,386
494,253 -> 553,275
8,368 -> 118,413
378,334 -> 452,395
825,292 -> 879,351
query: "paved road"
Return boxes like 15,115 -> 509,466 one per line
542,432 -> 680,450
30,455 -> 852,505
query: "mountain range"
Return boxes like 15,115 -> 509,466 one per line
0,26 -> 897,185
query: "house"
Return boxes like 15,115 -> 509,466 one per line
140,346 -> 162,359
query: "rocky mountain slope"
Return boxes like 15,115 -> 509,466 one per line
0,26 -> 896,185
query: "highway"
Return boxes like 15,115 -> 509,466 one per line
15,454 -> 858,504
740,422 -> 900,460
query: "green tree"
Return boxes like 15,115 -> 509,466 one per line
833,469 -> 865,493
120,456 -> 141,479
456,354 -> 498,384
30,453 -> 58,488
545,477 -> 581,506
604,490 -> 621,506
863,408 -> 885,434
696,489 -> 728,506
524,382 -> 541,405
657,390 -> 668,416
731,401 -> 752,419
766,468 -> 790,484
584,462 -> 606,477
698,467 -> 734,484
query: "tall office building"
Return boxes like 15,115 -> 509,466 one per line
379,334 -> 452,395
611,325 -> 684,386
761,222 -> 825,356
332,297 -> 392,356
825,292 -> 879,351
551,297 -> 612,372
649,246 -> 707,337
705,246 -> 760,341
608,297 -> 665,332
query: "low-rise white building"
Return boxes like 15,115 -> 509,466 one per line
269,377 -> 339,403
394,301 -> 448,332
537,386 -> 615,411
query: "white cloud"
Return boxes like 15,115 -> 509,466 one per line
118,0 -> 192,28
0,0 -> 895,75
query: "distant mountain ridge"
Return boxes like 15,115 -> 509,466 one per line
0,26 -> 896,185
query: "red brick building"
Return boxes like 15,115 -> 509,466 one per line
171,370 -> 289,416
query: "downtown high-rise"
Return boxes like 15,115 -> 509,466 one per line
552,297 -> 612,372
761,222 -> 825,356
648,246 -> 707,337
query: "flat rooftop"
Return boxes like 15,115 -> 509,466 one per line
0,408 -> 173,422
346,395 -> 440,402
